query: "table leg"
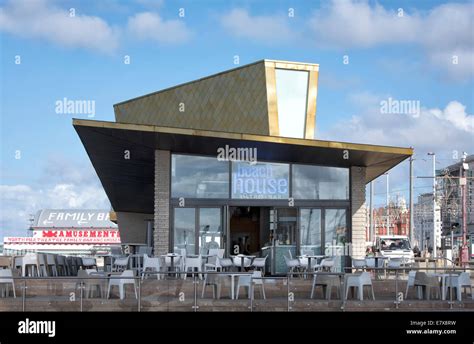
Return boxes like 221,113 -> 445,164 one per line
170,257 -> 175,278
231,276 -> 235,300
442,276 -> 446,300
308,257 -> 312,278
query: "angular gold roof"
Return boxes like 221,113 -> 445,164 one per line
114,59 -> 319,139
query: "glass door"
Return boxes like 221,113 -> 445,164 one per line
173,207 -> 223,256
298,207 -> 348,272
324,209 -> 348,272
198,208 -> 223,254
271,208 -> 297,275
173,208 -> 196,255
299,209 -> 322,255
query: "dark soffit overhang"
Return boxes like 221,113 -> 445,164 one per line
73,119 -> 413,214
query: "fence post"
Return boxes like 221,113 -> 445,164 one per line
192,274 -> 198,312
448,264 -> 454,310
341,272 -> 346,311
250,276 -> 254,312
394,269 -> 400,309
80,281 -> 84,312
287,275 -> 291,312
138,277 -> 141,312
22,280 -> 26,312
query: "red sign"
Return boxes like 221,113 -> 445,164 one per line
5,230 -> 121,245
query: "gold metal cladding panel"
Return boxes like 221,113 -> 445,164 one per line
265,65 -> 279,136
305,70 -> 318,139
115,62 -> 270,136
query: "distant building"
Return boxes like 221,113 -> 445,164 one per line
413,193 -> 442,251
437,155 -> 474,256
366,197 -> 410,241
437,155 -> 474,237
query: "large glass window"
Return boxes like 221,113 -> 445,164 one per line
292,164 -> 349,200
173,208 -> 196,255
171,154 -> 229,198
275,69 -> 309,139
273,208 -> 297,274
324,209 -> 348,272
232,161 -> 289,199
299,209 -> 322,255
199,208 -> 222,254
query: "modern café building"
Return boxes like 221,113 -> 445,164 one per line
74,60 -> 413,274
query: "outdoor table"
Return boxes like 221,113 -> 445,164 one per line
225,273 -> 252,300
199,254 -> 213,261
298,255 -> 325,271
188,254 -> 213,270
236,255 -> 255,271
431,273 -> 460,300
161,254 -> 180,278
87,271 -> 121,299
311,272 -> 344,299
97,254 -> 120,272
128,254 -> 144,275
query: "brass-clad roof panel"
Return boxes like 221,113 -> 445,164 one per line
113,59 -> 321,139
114,61 -> 271,135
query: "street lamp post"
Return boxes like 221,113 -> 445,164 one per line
427,152 -> 437,258
409,156 -> 414,246
385,173 -> 390,235
370,181 -> 374,242
460,152 -> 469,267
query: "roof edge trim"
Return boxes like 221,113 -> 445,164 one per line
73,119 -> 413,156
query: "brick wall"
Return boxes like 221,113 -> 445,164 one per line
351,166 -> 367,258
154,150 -> 170,255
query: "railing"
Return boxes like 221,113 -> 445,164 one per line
0,267 -> 473,312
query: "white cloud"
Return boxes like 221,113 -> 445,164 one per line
0,183 -> 109,239
0,157 -> 110,240
430,101 -> 474,133
0,0 -> 120,53
127,12 -> 192,44
319,93 -> 474,154
319,94 -> 473,206
309,1 -> 419,48
308,1 -> 474,81
219,8 -> 295,43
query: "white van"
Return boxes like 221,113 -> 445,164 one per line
376,235 -> 414,264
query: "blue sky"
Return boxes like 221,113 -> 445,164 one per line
1,0 -> 473,239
